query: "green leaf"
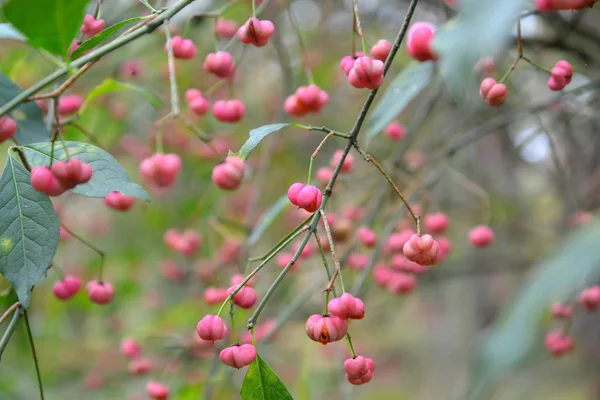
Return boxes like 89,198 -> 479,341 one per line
0,155 -> 59,308
433,0 -> 528,104
81,78 -> 163,113
71,16 -> 147,60
248,196 -> 290,246
1,0 -> 90,56
241,353 -> 294,400
0,72 -> 51,145
0,23 -> 26,41
236,124 -> 290,161
468,219 -> 600,399
363,62 -> 435,147
21,141 -> 150,201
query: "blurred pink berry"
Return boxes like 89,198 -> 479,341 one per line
185,89 -> 210,116
216,19 -> 238,39
548,60 -> 573,91
386,272 -> 416,294
81,14 -> 104,37
403,234 -> 439,266
167,36 -> 196,59
343,206 -> 364,222
305,314 -> 348,345
50,158 -> 92,190
146,381 -> 169,400
0,116 -> 17,143
550,302 -> 573,319
230,273 -> 255,287
348,56 -> 385,90
228,286 -> 257,309
469,225 -> 494,248
384,229 -> 415,254
347,253 -> 369,270
340,56 -> 355,76
203,51 -> 235,78
86,280 -> 115,305
436,236 -> 452,261
544,330 -> 574,357
384,121 -> 405,141
212,156 -> 246,190
406,22 -> 437,62
371,39 -> 392,62
331,150 -> 354,173
424,212 -> 449,234
119,60 -> 144,79
275,251 -> 298,271
373,265 -> 392,287
357,226 -> 377,248
295,185 -> 323,213
237,18 -> 275,47
120,338 -> 141,359
197,314 -> 227,341
344,356 -> 375,385
241,319 -> 277,344
287,182 -> 305,205
164,229 -> 202,257
128,358 -> 152,375
219,344 -> 257,368
315,167 -> 333,184
390,254 -> 428,274
104,191 -> 134,211
58,94 -> 83,115
204,287 -> 229,305
579,286 -> 600,310
52,275 -> 81,300
213,99 -> 245,123
284,84 -> 328,116
139,153 -> 181,188
328,293 -> 365,320
479,78 -> 508,107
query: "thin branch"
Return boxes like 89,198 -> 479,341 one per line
0,302 -> 20,326
319,210 -> 345,293
60,224 -> 106,281
23,311 -> 44,400
0,307 -> 22,360
27,62 -> 96,101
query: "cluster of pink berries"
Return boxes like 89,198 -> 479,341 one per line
288,183 -> 323,213
80,14 -> 104,38
547,60 -> 573,91
165,35 -> 196,59
203,273 -> 256,306
536,0 -> 598,11
0,115 -> 17,143
139,153 -> 181,188
347,56 -> 385,90
211,156 -> 246,190
204,51 -> 235,78
121,338 -> 153,376
284,84 -> 329,117
163,229 -> 202,257
546,285 -> 600,357
31,158 -> 93,196
53,275 -> 115,305
479,78 -> 508,107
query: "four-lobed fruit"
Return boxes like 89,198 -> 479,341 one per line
104,191 -> 135,211
139,153 -> 181,188
196,314 -> 227,342
479,78 -> 508,107
219,343 -> 257,368
287,183 -> 323,213
52,275 -> 81,300
344,356 -> 376,385
305,314 -> 348,345
212,156 -> 246,190
406,22 -> 438,62
348,56 -> 385,90
86,280 -> 115,305
166,36 -> 196,59
237,18 -> 275,47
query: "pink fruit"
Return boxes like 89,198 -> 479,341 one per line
30,166 -> 66,196
81,14 -> 105,37
344,356 -> 375,385
330,150 -> 354,173
305,314 -> 348,344
52,275 -> 81,300
219,344 -> 257,368
315,167 -> 333,184
328,293 -> 365,320
468,225 -> 494,248
119,60 -> 144,79
371,39 -> 392,62
348,56 -> 385,90
237,18 -> 275,47
390,254 -> 429,274
203,287 -> 229,305
86,280 -> 115,305
550,302 -> 573,319
216,19 -> 238,39
227,286 -> 257,309
146,381 -> 169,400
578,286 -> 600,310
212,99 -> 245,123
241,319 -> 277,344
384,230 -> 415,254
373,265 -> 392,287
544,330 -> 574,357
423,212 -> 449,234
295,185 -> 323,213
384,121 -> 405,141
211,156 -> 246,190
58,94 -> 83,115
0,116 -> 17,142
166,36 -> 196,59
547,60 -> 573,91
386,272 -> 416,294
406,22 -> 437,62
196,314 -> 227,341
50,158 -> 92,190
139,153 -> 181,188
340,56 -> 356,76
163,229 -> 202,257
129,358 -> 153,375
284,84 -> 329,117
185,89 -> 210,116
104,191 -> 135,211
403,234 -> 439,266
436,236 -> 452,261
203,51 -> 235,78
287,182 -> 305,205
120,338 -> 142,359
479,78 -> 508,107
357,226 -> 377,248
347,253 -> 369,270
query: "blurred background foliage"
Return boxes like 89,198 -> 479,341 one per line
1,0 -> 600,399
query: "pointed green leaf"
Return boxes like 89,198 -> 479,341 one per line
236,124 -> 290,161
241,353 -> 294,400
248,196 -> 290,246
0,72 -> 51,145
71,16 -> 148,60
1,0 -> 90,56
363,62 -> 434,148
0,155 -> 59,308
81,78 -> 163,113
433,0 -> 528,104
468,218 -> 600,399
21,141 -> 150,201
0,23 -> 26,41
